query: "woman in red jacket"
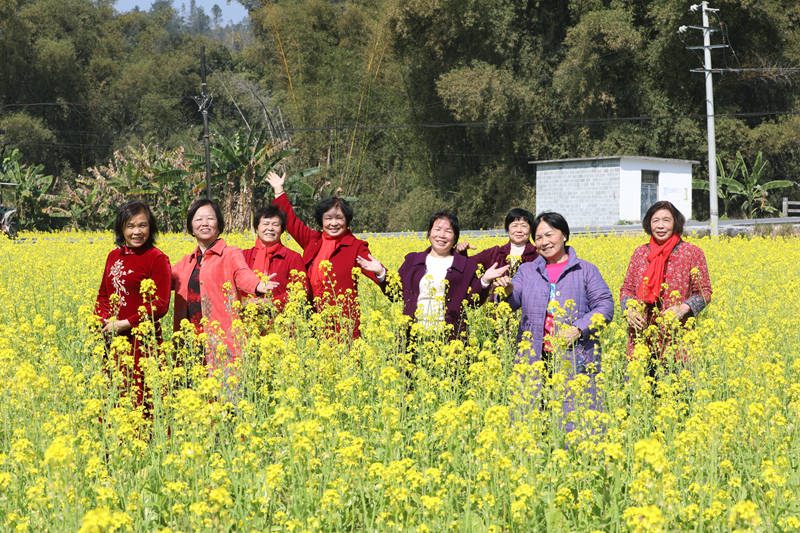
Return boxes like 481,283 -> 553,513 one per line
95,200 -> 172,409
620,201 -> 712,369
242,204 -> 310,312
266,171 -> 386,340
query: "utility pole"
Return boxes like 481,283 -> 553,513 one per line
194,45 -> 213,198
681,2 -> 727,237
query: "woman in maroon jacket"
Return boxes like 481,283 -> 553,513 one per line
95,200 -> 172,409
242,205 -> 310,312
364,211 -> 508,340
457,208 -> 538,277
266,171 -> 386,340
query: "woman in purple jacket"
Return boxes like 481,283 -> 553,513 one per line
363,210 -> 508,340
497,212 -> 614,432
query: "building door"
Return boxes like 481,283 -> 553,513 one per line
641,170 -> 659,218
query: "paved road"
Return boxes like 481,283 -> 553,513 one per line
360,217 -> 800,239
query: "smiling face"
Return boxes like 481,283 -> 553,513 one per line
428,217 -> 456,257
256,216 -> 283,245
507,218 -> 531,247
321,205 -> 347,237
192,204 -> 220,246
650,208 -> 675,244
534,220 -> 567,263
123,211 -> 150,249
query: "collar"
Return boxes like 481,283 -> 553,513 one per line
417,247 -> 466,272
121,244 -> 151,255
320,230 -> 356,246
194,238 -> 224,260
533,246 -> 578,275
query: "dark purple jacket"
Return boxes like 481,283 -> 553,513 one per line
508,247 -> 614,368
391,249 -> 489,339
464,240 -> 538,271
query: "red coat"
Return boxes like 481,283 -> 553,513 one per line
272,193 -> 382,338
95,245 -> 172,407
242,240 -> 309,310
172,239 -> 262,365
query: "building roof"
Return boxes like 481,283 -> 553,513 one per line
528,155 -> 700,166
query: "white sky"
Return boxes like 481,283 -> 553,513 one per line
114,0 -> 248,25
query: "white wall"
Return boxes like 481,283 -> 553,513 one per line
618,157 -> 693,221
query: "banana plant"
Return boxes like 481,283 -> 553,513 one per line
0,149 -> 55,230
694,151 -> 794,218
191,129 -> 321,230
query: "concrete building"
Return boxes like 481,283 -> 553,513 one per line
530,156 -> 698,227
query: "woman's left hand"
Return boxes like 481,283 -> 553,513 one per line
663,303 -> 691,320
356,254 -> 386,277
102,319 -> 132,334
256,273 -> 279,295
558,325 -> 582,344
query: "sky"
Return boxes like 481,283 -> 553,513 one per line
114,0 -> 249,25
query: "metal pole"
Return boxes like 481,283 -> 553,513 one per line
200,46 -> 212,198
702,2 -> 719,237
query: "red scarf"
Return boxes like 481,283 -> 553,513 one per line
310,232 -> 345,297
252,239 -> 282,274
638,234 -> 680,304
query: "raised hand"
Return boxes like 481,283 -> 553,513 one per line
266,170 -> 286,195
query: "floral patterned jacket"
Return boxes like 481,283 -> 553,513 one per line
620,240 -> 712,318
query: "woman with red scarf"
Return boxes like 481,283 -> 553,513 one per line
242,204 -> 310,312
620,201 -> 712,366
266,171 -> 386,340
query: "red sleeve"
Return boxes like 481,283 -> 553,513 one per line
287,252 -> 311,297
123,251 -> 172,328
690,246 -> 712,305
272,193 -> 319,250
620,246 -> 646,304
94,252 -> 114,321
230,247 -> 262,295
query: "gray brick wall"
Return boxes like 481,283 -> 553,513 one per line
535,160 -> 620,227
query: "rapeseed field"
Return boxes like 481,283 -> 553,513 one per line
0,231 -> 798,532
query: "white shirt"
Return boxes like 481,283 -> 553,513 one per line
415,254 -> 454,328
509,243 -> 527,256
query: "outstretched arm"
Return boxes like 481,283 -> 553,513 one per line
268,171 -> 318,249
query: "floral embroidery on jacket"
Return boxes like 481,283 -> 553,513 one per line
109,259 -> 134,308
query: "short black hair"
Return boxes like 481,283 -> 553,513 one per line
504,208 -> 535,232
186,198 -> 225,236
314,197 -> 354,228
642,201 -> 685,237
533,211 -> 570,243
427,210 -> 460,244
114,200 -> 158,248
253,205 -> 286,231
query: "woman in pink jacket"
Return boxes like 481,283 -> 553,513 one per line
172,198 -> 275,368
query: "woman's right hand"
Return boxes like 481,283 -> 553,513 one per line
626,306 -> 647,330
266,171 -> 286,195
